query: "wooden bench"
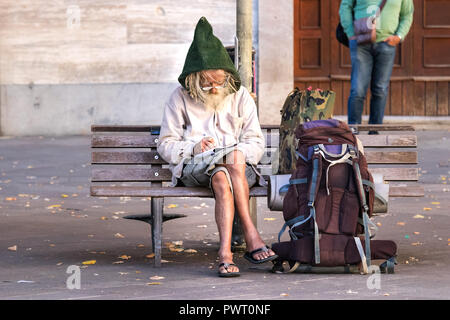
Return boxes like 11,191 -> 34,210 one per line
90,123 -> 423,267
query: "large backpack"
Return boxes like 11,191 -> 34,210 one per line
272,119 -> 397,274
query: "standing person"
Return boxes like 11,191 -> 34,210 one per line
339,0 -> 414,134
157,17 -> 277,277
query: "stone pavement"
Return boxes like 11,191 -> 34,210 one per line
0,129 -> 449,300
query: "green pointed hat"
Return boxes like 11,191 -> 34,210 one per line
178,17 -> 241,90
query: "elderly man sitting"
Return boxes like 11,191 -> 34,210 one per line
157,17 -> 277,277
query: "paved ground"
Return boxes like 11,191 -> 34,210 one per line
0,129 -> 449,300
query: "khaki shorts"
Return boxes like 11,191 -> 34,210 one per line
177,163 -> 258,198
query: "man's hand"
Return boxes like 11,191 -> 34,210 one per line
384,35 -> 401,47
193,137 -> 215,155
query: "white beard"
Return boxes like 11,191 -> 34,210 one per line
203,89 -> 229,112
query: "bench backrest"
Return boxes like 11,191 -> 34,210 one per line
91,124 -> 421,196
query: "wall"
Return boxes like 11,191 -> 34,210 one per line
0,0 -> 237,136
257,0 -> 294,125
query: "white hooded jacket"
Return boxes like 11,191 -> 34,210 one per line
157,86 -> 265,186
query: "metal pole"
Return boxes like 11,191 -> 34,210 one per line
232,0 -> 256,251
236,0 -> 253,91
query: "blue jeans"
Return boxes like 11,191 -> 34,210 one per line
347,39 -> 396,125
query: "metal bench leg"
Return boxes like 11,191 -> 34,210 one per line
231,196 -> 257,251
151,197 -> 164,267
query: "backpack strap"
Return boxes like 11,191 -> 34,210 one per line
352,157 -> 372,267
309,145 -> 323,264
278,214 -> 306,242
279,177 -> 308,195
316,144 -> 353,195
354,237 -> 369,274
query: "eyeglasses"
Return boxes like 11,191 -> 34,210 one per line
200,76 -> 229,91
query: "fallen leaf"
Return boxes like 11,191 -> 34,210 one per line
423,208 -> 432,211
112,261 -> 124,264
167,204 -> 178,209
146,253 -> 155,259
171,240 -> 183,246
431,202 -> 440,205
82,260 -> 96,265
411,242 -> 423,246
150,276 -> 165,280
118,255 -> 131,260
101,216 -> 108,220
197,225 -> 207,228
413,214 -> 425,219
169,247 -> 184,252
146,282 -> 161,285
184,249 -> 197,253
396,222 -> 406,226
114,233 -> 125,239
264,218 -> 276,221
280,293 -> 289,297
8,245 -> 17,251
6,197 -> 17,201
61,194 -> 69,198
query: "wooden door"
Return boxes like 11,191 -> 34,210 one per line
294,0 -> 330,79
293,0 -> 450,117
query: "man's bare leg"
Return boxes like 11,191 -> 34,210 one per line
211,171 -> 239,275
224,150 -> 276,261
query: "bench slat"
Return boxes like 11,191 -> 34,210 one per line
351,124 -> 415,131
91,124 -> 415,133
91,167 -> 172,182
90,184 -> 422,198
90,186 -> 269,198
91,125 -> 158,132
90,166 -> 418,182
92,150 -> 417,165
368,167 -> 419,181
92,133 -> 416,149
92,135 -> 159,148
356,135 -> 417,148
389,185 -> 425,197
92,151 -> 165,164
365,151 -> 417,164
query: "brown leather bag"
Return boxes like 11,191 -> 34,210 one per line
353,0 -> 387,45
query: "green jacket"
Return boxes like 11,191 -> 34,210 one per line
339,0 -> 414,41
